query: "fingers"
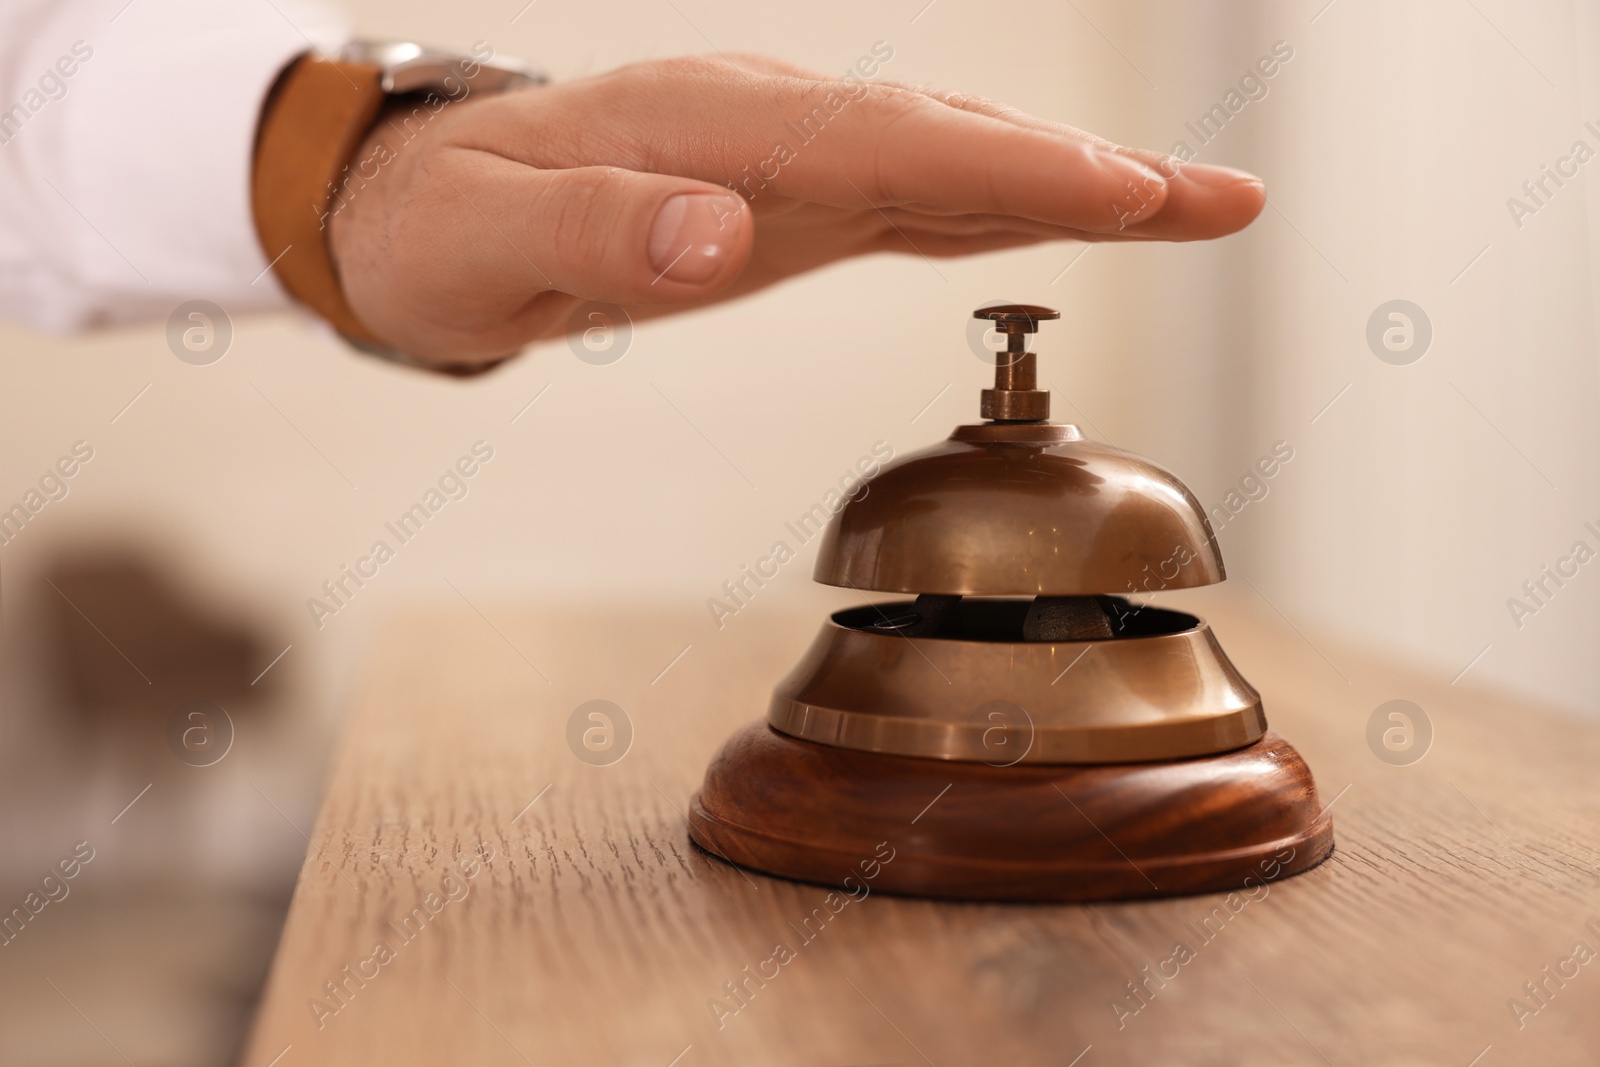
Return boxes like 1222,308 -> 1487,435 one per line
714,52 -> 831,79
856,230 -> 1051,258
891,81 -> 1267,240
464,59 -> 1173,234
1112,161 -> 1265,240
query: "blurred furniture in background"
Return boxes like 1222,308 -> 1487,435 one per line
45,550 -> 274,722
0,547 -> 321,1067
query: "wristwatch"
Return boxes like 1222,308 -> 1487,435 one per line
251,42 -> 544,372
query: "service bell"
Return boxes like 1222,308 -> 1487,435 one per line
689,305 -> 1333,902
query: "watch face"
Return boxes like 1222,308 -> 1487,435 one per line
342,40 -> 542,96
342,40 -> 425,70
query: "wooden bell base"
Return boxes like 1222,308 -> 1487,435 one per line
689,723 -> 1334,903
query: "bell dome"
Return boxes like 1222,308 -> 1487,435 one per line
813,304 -> 1222,597
813,421 -> 1223,596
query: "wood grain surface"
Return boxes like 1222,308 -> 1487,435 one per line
240,590 -> 1600,1066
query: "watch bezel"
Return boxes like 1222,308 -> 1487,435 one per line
341,40 -> 545,96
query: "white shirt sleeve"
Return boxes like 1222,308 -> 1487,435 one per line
0,0 -> 349,332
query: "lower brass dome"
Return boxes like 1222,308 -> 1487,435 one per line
768,598 -> 1265,764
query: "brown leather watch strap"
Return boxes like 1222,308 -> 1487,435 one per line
251,55 -> 388,346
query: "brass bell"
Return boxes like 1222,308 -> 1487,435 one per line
689,305 -> 1334,902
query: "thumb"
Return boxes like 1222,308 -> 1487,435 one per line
511,160 -> 754,302
333,148 -> 756,364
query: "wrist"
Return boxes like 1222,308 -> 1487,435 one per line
324,98 -> 446,330
327,95 -> 512,372
250,43 -> 543,371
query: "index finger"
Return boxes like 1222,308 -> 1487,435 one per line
456,58 -> 1175,234
881,81 -> 1267,241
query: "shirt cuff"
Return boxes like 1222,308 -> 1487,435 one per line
0,0 -> 349,332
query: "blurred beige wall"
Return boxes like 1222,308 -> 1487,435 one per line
1,0 -> 1596,800
1227,0 -> 1600,713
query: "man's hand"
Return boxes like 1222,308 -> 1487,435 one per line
328,54 -> 1266,367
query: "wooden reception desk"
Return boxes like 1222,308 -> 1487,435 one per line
241,593 -> 1600,1066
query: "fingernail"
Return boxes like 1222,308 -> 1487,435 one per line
649,194 -> 736,284
1174,162 -> 1264,189
1094,150 -> 1167,191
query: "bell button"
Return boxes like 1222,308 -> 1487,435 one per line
975,304 -> 1058,422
